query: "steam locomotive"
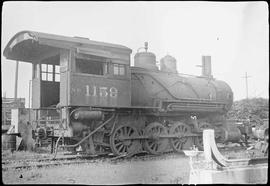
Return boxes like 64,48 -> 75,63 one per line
4,31 -> 244,156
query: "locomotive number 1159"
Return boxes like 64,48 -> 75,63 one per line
85,85 -> 118,98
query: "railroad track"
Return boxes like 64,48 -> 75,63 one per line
2,144 -> 257,171
2,153 -> 110,165
2,153 -> 111,170
2,150 -> 181,171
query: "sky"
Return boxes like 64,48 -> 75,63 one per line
1,1 -> 269,108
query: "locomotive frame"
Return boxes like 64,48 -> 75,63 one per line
4,30 -> 243,156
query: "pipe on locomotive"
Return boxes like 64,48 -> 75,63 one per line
60,113 -> 115,148
73,110 -> 104,120
52,113 -> 115,159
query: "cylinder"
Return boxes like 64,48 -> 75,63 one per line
73,110 -> 104,120
219,126 -> 241,143
2,134 -> 16,152
134,52 -> 158,70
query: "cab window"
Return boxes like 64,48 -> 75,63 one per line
41,64 -> 53,81
41,64 -> 60,82
113,64 -> 125,76
75,57 -> 107,75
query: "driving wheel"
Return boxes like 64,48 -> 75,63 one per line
144,122 -> 169,155
169,122 -> 192,152
110,125 -> 140,156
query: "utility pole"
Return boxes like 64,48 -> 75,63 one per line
14,61 -> 19,101
242,72 -> 251,99
28,80 -> 32,109
28,80 -> 32,121
3,92 -> 6,126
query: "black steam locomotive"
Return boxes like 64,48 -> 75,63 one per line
4,31 -> 244,156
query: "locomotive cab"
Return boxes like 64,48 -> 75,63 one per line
69,45 -> 132,108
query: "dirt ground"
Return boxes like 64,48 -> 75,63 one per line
2,142 -> 266,184
2,153 -> 191,184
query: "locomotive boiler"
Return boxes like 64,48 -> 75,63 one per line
4,31 -> 242,156
131,53 -> 233,113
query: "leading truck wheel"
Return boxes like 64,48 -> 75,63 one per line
144,122 -> 169,155
169,122 -> 192,152
110,125 -> 140,156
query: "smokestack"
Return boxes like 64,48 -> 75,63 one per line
202,56 -> 212,78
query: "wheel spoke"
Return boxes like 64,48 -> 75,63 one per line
149,141 -> 155,148
154,143 -> 158,151
118,144 -> 124,152
176,141 -> 182,149
127,128 -> 132,136
123,146 -> 127,153
123,127 -> 127,136
126,127 -> 130,136
119,128 -> 123,137
120,145 -> 125,153
115,142 -> 122,147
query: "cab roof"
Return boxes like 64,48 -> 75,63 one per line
3,30 -> 132,63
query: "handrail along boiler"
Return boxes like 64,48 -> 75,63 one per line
4,31 -> 244,155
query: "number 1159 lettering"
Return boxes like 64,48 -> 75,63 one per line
86,85 -> 118,98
